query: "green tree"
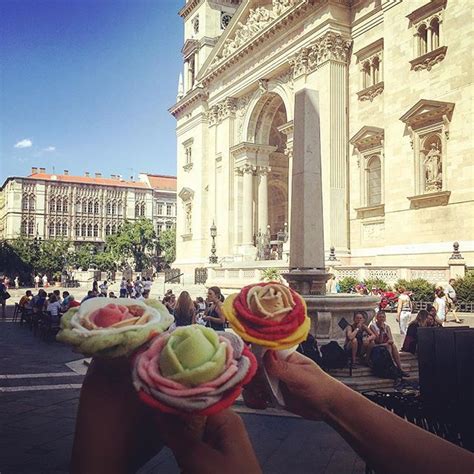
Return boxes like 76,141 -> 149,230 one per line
395,278 -> 435,302
70,244 -> 95,270
36,239 -> 71,277
339,276 -> 358,293
106,219 -> 157,271
157,228 -> 176,265
452,271 -> 474,303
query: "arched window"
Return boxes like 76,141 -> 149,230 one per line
57,199 -> 62,212
362,61 -> 371,89
111,224 -> 116,234
118,203 -> 122,215
105,224 -> 111,236
93,224 -> 98,237
94,201 -> 99,214
56,222 -> 61,236
82,201 -> 87,213
367,155 -> 382,206
28,220 -> 34,235
135,204 -> 140,217
29,196 -> 35,211
75,224 -> 80,236
49,223 -> 55,237
62,223 -> 68,236
112,203 -> 116,215
141,203 -> 145,216
21,220 -> 27,235
418,24 -> 427,56
81,223 -> 86,236
49,199 -> 56,213
87,201 -> 93,213
430,18 -> 440,50
372,56 -> 380,85
106,202 -> 111,215
87,224 -> 93,237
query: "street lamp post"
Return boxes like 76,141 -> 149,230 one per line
209,221 -> 218,264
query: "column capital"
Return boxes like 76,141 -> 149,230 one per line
256,165 -> 271,176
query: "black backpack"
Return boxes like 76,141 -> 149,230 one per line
297,334 -> 322,365
370,346 -> 401,379
320,341 -> 347,369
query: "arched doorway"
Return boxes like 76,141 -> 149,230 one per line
246,93 -> 289,240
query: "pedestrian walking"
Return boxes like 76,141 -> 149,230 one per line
445,278 -> 462,323
42,274 -> 48,288
396,287 -> 412,336
119,278 -> 127,298
34,274 -> 40,290
14,276 -> 20,289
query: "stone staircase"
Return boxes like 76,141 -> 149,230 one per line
328,352 -> 419,392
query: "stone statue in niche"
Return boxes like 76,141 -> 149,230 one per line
423,142 -> 442,192
185,202 -> 192,234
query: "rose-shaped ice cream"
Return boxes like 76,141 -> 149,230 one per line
222,282 -> 310,350
57,298 -> 173,358
133,325 -> 257,415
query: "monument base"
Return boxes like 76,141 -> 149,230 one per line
282,268 -> 331,295
304,294 -> 380,346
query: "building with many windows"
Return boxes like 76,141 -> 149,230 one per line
0,168 -> 176,245
171,0 -> 473,282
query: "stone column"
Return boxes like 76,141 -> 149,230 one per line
257,166 -> 269,233
241,163 -> 254,245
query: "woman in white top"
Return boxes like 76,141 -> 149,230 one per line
433,287 -> 448,326
47,295 -> 62,322
396,287 -> 412,336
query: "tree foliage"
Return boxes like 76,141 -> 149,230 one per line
157,228 -> 176,265
338,276 -> 358,293
452,271 -> 474,302
363,277 -> 389,291
395,278 -> 435,302
106,219 -> 157,271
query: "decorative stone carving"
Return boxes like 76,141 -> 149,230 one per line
410,46 -> 447,71
422,142 -> 442,192
207,97 -> 237,126
213,0 -> 299,65
357,82 -> 384,102
290,32 -> 352,78
256,165 -> 271,176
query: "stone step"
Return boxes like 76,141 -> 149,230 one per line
336,374 -> 419,392
329,363 -> 418,378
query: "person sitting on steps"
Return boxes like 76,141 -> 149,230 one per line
344,311 -> 375,367
370,310 -> 409,377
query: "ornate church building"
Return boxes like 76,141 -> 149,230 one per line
171,0 -> 473,286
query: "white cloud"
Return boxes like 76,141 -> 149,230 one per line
43,146 -> 56,152
14,138 -> 33,149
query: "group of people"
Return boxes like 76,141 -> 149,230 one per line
17,289 -> 80,322
118,276 -> 153,299
162,286 -> 227,331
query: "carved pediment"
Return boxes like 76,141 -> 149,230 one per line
199,0 -> 311,82
181,39 -> 199,59
350,126 -> 384,151
400,99 -> 455,130
178,187 -> 195,201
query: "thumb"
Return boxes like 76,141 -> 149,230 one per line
263,350 -> 294,383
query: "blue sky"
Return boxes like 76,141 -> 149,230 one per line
0,0 -> 183,183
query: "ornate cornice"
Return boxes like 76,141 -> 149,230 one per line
178,0 -> 202,19
202,0 -> 313,85
206,97 -> 238,125
409,46 -> 447,71
400,99 -> 454,130
350,126 -> 384,152
357,81 -> 384,102
289,31 -> 352,78
169,86 -> 208,118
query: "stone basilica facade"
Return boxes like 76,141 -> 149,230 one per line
171,0 -> 473,282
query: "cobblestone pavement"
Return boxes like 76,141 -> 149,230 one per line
0,307 -> 366,474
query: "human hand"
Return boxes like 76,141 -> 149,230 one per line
156,409 -> 261,474
71,357 -> 162,474
262,350 -> 337,420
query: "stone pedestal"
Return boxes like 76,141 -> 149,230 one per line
448,258 -> 466,279
305,294 -> 380,345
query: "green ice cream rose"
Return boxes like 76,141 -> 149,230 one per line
160,325 -> 227,386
